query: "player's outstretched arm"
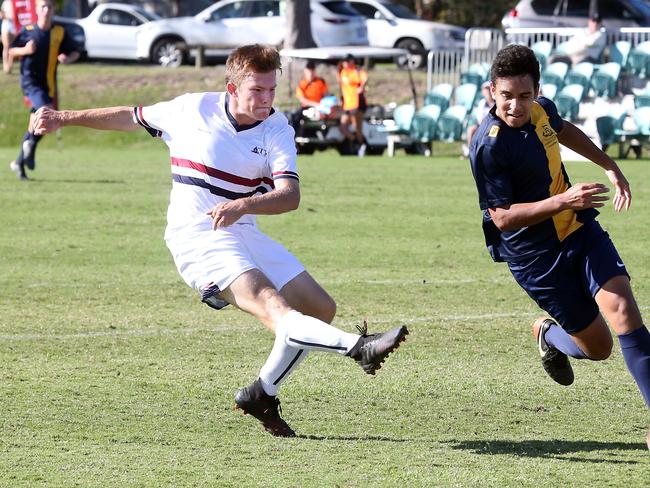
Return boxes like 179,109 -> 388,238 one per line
557,120 -> 631,212
32,106 -> 139,136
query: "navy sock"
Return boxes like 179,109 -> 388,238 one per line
545,323 -> 589,359
618,325 -> 650,409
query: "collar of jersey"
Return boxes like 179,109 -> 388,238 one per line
224,93 -> 274,132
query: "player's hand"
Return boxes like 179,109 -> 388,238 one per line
24,40 -> 36,55
57,53 -> 70,64
206,201 -> 243,230
605,168 -> 631,212
31,106 -> 61,135
560,182 -> 610,209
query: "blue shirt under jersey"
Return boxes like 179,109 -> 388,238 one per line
469,96 -> 598,263
11,23 -> 78,97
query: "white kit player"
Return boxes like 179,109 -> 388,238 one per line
31,44 -> 408,437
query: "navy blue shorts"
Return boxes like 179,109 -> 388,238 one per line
507,220 -> 629,334
23,86 -> 56,112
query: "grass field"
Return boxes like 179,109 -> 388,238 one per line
1,134 -> 649,486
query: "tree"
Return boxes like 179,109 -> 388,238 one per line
284,0 -> 316,49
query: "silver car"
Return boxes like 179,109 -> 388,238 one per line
502,0 -> 650,28
136,0 -> 369,67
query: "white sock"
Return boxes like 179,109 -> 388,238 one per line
259,334 -> 308,397
276,310 -> 360,355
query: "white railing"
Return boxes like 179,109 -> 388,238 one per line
505,27 -> 650,48
426,49 -> 464,91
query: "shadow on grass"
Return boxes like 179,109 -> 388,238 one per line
450,439 -> 646,463
297,434 -> 409,443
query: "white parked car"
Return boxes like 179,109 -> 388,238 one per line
347,0 -> 466,68
135,0 -> 369,67
76,3 -> 160,60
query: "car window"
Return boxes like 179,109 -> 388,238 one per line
132,7 -> 160,22
599,0 -> 636,19
349,2 -> 379,18
564,0 -> 590,17
382,3 -> 419,19
321,1 -> 362,16
249,1 -> 279,17
210,1 -> 250,20
99,8 -> 142,26
530,0 -> 561,15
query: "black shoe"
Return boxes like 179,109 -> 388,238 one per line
347,322 -> 408,375
234,379 -> 295,437
9,160 -> 27,180
533,318 -> 574,386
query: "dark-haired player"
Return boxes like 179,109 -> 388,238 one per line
470,44 -> 650,448
9,0 -> 79,180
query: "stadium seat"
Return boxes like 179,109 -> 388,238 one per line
541,62 -> 569,89
627,41 -> 650,78
565,62 -> 594,98
609,40 -> 631,68
595,106 -> 627,152
540,83 -> 558,101
409,104 -> 442,156
531,40 -> 552,71
590,62 -> 621,99
615,106 -> 650,158
460,63 -> 489,88
436,105 -> 467,143
424,83 -> 453,113
453,83 -> 478,112
383,103 -> 416,157
555,84 -> 584,121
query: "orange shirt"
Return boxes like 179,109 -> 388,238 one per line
296,77 -> 329,107
339,67 -> 368,111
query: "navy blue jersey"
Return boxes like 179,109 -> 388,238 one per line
469,97 -> 598,262
12,23 -> 77,98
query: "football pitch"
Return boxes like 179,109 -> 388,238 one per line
1,143 -> 649,486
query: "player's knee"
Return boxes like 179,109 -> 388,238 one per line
316,296 -> 337,324
584,339 -> 613,361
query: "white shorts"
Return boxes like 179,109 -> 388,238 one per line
165,223 -> 305,293
1,18 -> 15,36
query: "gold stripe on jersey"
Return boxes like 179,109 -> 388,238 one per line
47,25 -> 65,98
531,101 -> 582,242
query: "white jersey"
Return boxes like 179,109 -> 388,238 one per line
134,92 -> 298,240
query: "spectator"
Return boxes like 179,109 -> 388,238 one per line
290,60 -> 330,129
550,13 -> 606,66
462,81 -> 495,158
1,0 -> 16,74
337,54 -> 368,157
8,0 -> 80,180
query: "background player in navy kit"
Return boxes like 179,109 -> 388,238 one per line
9,0 -> 79,180
469,44 -> 650,449
31,44 -> 408,438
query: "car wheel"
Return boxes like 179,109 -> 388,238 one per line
395,38 -> 425,70
151,37 -> 185,68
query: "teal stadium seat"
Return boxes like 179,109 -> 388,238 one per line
591,62 -> 621,99
531,40 -> 552,71
409,104 -> 442,156
454,83 -> 478,112
540,83 -> 558,101
437,105 -> 467,143
627,41 -> 650,78
555,84 -> 584,121
615,106 -> 650,158
424,83 -> 453,112
460,63 -> 489,88
595,106 -> 627,152
542,62 -> 569,89
610,40 -> 631,68
565,62 -> 594,97
383,104 -> 416,156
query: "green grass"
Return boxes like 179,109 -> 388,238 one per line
1,139 -> 649,486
